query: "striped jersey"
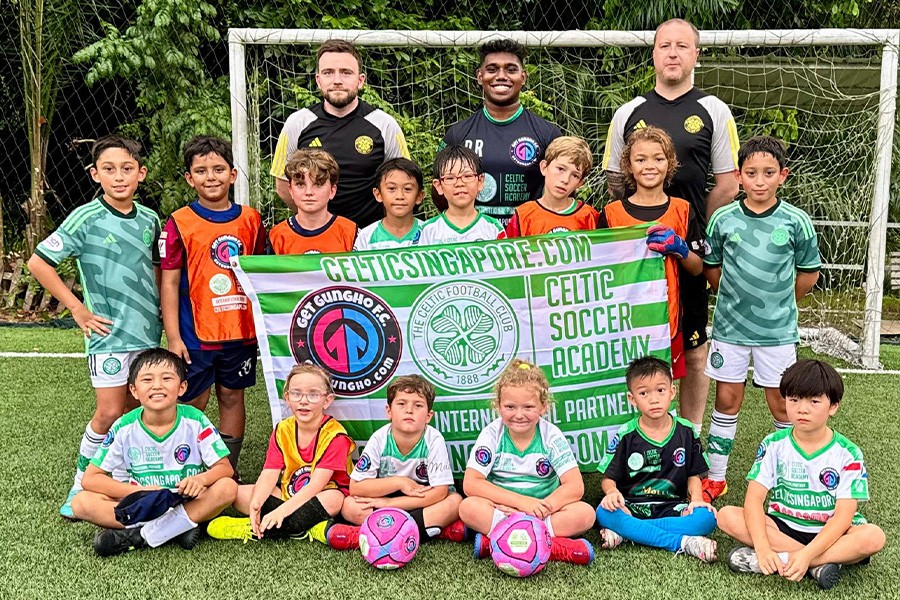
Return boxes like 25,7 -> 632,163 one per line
35,197 -> 162,354
705,199 -> 821,346
91,404 -> 229,488
747,428 -> 869,533
419,213 -> 504,246
351,424 -> 454,487
353,219 -> 423,251
467,418 -> 577,499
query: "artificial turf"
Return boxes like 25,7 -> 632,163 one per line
0,327 -> 896,599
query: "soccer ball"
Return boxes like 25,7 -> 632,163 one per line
359,508 -> 420,570
490,513 -> 551,577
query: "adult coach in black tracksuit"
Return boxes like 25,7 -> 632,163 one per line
440,39 -> 562,226
271,40 -> 409,228
602,19 -> 740,433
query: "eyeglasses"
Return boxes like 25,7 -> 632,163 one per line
439,173 -> 479,185
286,390 -> 328,403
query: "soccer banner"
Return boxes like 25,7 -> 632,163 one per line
233,226 -> 669,473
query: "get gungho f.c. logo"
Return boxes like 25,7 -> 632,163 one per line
210,235 -> 243,269
408,280 -> 518,392
509,137 -> 540,167
290,286 -> 401,397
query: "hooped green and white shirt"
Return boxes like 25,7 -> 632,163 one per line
353,219 -> 424,252
419,213 -> 504,246
467,418 -> 577,499
92,405 -> 229,488
747,428 -> 869,533
350,424 -> 453,486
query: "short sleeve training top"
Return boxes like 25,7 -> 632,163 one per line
441,106 -> 562,223
270,101 -> 409,228
419,213 -> 504,246
747,428 -> 869,533
351,424 -> 454,487
467,418 -> 577,499
353,219 -> 423,251
35,197 -> 162,355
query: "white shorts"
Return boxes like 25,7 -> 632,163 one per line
704,340 -> 797,388
87,350 -> 143,388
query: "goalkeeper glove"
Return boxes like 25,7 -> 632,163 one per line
647,224 -> 689,259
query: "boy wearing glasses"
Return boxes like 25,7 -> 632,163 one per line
325,375 -> 465,550
419,146 -> 505,245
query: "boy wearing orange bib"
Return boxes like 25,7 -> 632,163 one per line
160,136 -> 266,476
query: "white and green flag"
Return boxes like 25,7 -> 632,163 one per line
233,226 -> 669,472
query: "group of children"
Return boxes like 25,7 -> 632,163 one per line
29,128 -> 883,588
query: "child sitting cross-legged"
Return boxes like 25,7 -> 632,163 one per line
325,375 -> 465,549
595,356 -> 718,563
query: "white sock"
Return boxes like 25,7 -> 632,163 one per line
543,516 -> 555,537
140,505 -> 196,548
707,410 -> 739,481
488,509 -> 506,537
691,422 -> 703,437
425,526 -> 441,538
73,423 -> 105,490
773,419 -> 792,430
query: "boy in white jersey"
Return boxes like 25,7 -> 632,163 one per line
702,136 -> 821,502
717,360 -> 884,590
420,146 -> 504,245
72,348 -> 238,556
28,135 -> 163,518
354,158 -> 425,251
325,375 -> 463,549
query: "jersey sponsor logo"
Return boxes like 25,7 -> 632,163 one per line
509,137 -> 540,167
288,466 -> 312,495
356,453 -> 371,472
755,442 -> 767,462
683,115 -> 704,134
535,457 -> 552,477
477,173 -> 498,203
474,446 -> 492,466
210,234 -> 243,269
174,444 -> 191,465
770,227 -> 790,246
415,461 -> 429,482
606,434 -> 620,454
237,357 -> 253,378
309,137 -> 323,148
44,232 -> 64,252
142,227 -> 153,247
627,452 -> 644,470
354,135 -> 374,155
289,286 -> 401,397
209,273 -> 233,296
672,447 -> 686,467
102,357 -> 122,375
102,430 -> 116,448
710,351 -> 724,369
819,467 -> 840,491
408,281 -> 519,393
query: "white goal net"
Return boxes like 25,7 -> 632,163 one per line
228,29 -> 899,368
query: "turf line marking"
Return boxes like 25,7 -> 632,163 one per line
2,352 -> 900,377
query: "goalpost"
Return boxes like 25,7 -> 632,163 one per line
227,28 -> 899,370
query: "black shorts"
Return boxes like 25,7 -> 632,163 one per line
680,271 -> 709,349
771,515 -> 818,545
179,344 -> 258,402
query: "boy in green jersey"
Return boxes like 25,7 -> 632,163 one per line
28,136 -> 163,518
353,158 -> 425,251
72,348 -> 237,556
325,375 -> 464,549
717,360 -> 884,590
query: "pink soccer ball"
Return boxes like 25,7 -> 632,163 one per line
359,508 -> 420,570
490,513 -> 552,577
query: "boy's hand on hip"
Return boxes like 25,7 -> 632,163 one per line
73,305 -> 113,337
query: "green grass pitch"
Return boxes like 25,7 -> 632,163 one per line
0,326 -> 896,599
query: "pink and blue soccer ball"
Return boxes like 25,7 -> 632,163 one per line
490,513 -> 552,577
359,508 -> 420,570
